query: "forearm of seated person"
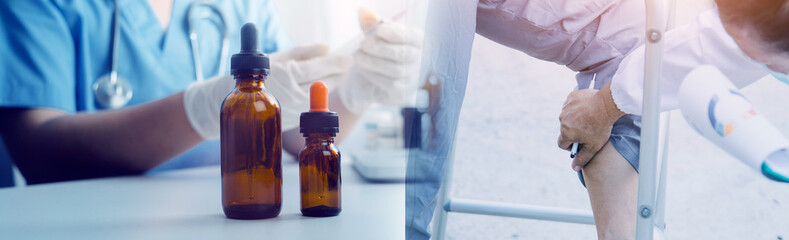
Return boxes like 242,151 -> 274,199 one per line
283,91 -> 361,157
0,92 -> 203,183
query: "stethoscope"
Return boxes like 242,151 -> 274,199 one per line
93,0 -> 230,109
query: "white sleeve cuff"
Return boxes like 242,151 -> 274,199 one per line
609,46 -> 645,115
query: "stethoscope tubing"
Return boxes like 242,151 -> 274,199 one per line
109,0 -> 121,85
96,0 -> 229,109
188,0 -> 230,81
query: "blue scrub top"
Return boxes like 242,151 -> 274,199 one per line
0,0 -> 291,175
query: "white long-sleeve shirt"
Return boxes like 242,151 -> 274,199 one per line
610,9 -> 768,115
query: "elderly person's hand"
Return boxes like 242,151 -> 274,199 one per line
558,82 -> 625,171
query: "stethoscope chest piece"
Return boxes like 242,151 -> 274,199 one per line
93,73 -> 132,109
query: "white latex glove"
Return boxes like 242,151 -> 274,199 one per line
183,74 -> 234,140
338,21 -> 423,114
184,44 -> 352,140
268,44 -> 352,130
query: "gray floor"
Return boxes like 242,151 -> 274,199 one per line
443,35 -> 789,239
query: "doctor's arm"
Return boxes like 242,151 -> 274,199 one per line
0,66 -> 358,185
0,93 -> 203,184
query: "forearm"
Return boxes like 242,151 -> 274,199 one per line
49,93 -> 203,168
0,92 -> 202,183
283,91 -> 361,156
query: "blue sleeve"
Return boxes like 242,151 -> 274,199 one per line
0,0 -> 77,113
257,0 -> 292,53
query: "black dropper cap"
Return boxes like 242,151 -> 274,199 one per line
300,112 -> 339,136
230,23 -> 270,76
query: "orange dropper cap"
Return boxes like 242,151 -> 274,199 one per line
300,81 -> 339,135
309,81 -> 330,112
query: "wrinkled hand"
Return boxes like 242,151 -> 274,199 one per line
338,21 -> 423,114
268,44 -> 353,130
558,83 -> 624,171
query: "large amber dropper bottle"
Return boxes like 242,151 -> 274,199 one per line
299,81 -> 341,217
220,23 -> 282,219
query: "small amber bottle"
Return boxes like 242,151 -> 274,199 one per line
299,81 -> 341,217
220,23 -> 282,219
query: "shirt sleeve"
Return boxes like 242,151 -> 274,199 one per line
0,0 -> 77,113
609,9 -> 767,115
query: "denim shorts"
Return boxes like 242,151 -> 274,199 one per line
577,114 -> 641,187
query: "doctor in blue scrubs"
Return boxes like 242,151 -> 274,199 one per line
0,0 -> 422,184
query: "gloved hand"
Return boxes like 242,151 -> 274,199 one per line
338,19 -> 423,114
268,44 -> 352,130
184,44 -> 352,140
183,74 -> 233,140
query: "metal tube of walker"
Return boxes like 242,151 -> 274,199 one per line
653,0 -> 676,231
636,0 -> 668,239
446,198 -> 595,225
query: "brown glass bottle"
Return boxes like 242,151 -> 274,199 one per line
220,23 -> 281,219
299,132 -> 341,216
220,74 -> 282,219
299,81 -> 341,217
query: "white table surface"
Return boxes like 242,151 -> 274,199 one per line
0,156 -> 404,240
